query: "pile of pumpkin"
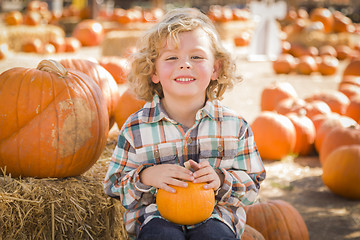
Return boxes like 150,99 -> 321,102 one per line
0,0 -> 83,56
251,59 -> 360,200
273,7 -> 360,75
0,54 -> 144,178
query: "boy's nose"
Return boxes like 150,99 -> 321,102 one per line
179,61 -> 191,69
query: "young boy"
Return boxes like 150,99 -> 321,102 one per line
104,8 -> 266,240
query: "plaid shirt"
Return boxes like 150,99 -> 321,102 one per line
104,94 -> 266,239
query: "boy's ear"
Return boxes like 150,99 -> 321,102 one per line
152,73 -> 160,83
211,60 -> 221,80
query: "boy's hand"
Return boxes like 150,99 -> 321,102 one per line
188,159 -> 223,190
140,164 -> 194,193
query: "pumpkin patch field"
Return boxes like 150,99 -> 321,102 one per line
1,12 -> 360,239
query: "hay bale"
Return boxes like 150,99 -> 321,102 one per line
0,135 -> 127,240
101,30 -> 144,57
5,24 -> 65,52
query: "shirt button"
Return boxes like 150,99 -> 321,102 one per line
154,150 -> 160,158
217,145 -> 224,153
187,138 -> 192,144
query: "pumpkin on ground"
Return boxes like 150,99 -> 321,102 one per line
260,81 -> 298,111
245,199 -> 309,240
319,125 -> 360,165
272,53 -> 296,74
286,112 -> 316,156
345,94 -> 360,122
343,59 -> 360,76
156,181 -> 215,225
59,58 -> 119,129
305,90 -> 350,115
314,115 -> 357,153
275,97 -> 306,115
0,60 -> 109,178
251,111 -> 296,160
322,145 -> 360,200
114,88 -> 145,129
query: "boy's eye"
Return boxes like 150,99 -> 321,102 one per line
166,56 -> 177,60
191,56 -> 203,59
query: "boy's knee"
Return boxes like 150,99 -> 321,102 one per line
137,218 -> 185,240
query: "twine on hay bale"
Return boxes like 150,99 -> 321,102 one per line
0,133 -> 128,240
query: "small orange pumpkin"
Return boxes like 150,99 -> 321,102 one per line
156,182 -> 215,225
251,111 -> 296,160
272,53 -> 296,74
318,55 -> 339,75
260,81 -> 298,111
305,90 -> 350,115
0,60 -> 109,178
64,37 -> 82,52
72,19 -> 104,46
345,94 -> 360,122
310,8 -> 334,33
295,55 -> 317,75
343,59 -> 360,76
322,145 -> 360,199
4,10 -> 23,25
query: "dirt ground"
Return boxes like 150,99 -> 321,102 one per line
1,45 -> 359,240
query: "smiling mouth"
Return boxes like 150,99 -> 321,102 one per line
175,77 -> 195,82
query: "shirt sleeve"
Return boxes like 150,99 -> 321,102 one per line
103,131 -> 156,209
215,122 -> 266,207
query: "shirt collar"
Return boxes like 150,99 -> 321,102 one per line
141,94 -> 224,123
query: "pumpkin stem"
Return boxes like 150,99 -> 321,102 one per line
37,59 -> 68,77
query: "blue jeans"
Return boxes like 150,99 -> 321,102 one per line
137,218 -> 237,240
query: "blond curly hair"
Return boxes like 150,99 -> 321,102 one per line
128,8 -> 242,102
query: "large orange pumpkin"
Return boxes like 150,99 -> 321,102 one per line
72,19 -> 104,46
322,145 -> 360,199
260,81 -> 298,111
114,88 -> 145,129
245,200 -> 309,240
0,60 -> 109,178
251,111 -> 296,160
319,125 -> 360,165
59,58 -> 119,129
156,182 -> 215,225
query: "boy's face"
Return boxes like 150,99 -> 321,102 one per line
152,28 -> 220,102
